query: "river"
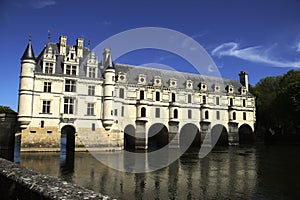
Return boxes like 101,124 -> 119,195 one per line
7,145 -> 297,199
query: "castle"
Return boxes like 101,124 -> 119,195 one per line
18,36 -> 256,151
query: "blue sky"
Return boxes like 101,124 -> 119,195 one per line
1,0 -> 300,111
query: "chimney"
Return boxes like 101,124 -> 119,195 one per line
239,71 -> 249,91
59,36 -> 67,56
76,38 -> 84,58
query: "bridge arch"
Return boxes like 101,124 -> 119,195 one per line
179,123 -> 201,149
148,123 -> 168,151
211,124 -> 228,146
124,124 -> 136,150
61,125 -> 76,152
239,124 -> 254,144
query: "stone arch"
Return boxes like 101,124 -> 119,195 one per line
211,124 -> 228,146
61,125 -> 76,152
239,124 -> 254,144
179,123 -> 201,149
124,124 -> 136,150
148,123 -> 168,151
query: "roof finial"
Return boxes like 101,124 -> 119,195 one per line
48,29 -> 51,43
88,40 -> 91,49
29,33 -> 32,42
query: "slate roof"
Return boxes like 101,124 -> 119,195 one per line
114,63 -> 249,95
34,42 -> 103,79
21,41 -> 35,60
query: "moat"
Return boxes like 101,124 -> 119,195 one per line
1,144 -> 298,199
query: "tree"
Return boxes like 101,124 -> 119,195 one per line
0,106 -> 16,114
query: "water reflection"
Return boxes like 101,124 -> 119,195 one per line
18,145 -> 300,199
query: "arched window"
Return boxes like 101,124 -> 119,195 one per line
233,112 -> 236,120
174,109 -> 178,119
141,107 -> 146,117
172,93 -> 176,102
205,110 -> 209,119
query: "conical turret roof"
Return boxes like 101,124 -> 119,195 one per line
21,40 -> 35,60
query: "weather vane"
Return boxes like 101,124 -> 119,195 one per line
88,40 -> 91,49
29,33 -> 32,42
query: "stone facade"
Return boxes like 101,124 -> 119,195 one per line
18,36 -> 256,151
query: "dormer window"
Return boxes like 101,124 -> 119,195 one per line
170,78 -> 177,88
118,72 -> 127,83
240,86 -> 247,95
227,85 -> 234,94
214,84 -> 220,92
138,74 -> 146,85
65,65 -> 77,76
199,82 -> 207,92
86,52 -> 98,78
153,76 -> 162,87
186,80 -> 193,89
88,67 -> 96,78
43,62 -> 54,74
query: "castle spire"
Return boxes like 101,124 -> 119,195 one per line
48,30 -> 51,43
21,34 -> 35,60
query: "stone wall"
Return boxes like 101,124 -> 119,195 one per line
0,158 -> 113,200
0,113 -> 18,150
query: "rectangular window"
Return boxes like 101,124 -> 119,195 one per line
216,97 -> 220,105
88,86 -> 95,96
43,82 -> 51,92
188,109 -> 192,119
66,65 -> 77,75
92,123 -> 96,131
41,120 -> 44,128
140,90 -> 145,100
155,108 -> 160,118
65,79 -> 76,92
44,62 -> 53,74
243,99 -> 246,107
88,67 -> 96,78
156,91 -> 160,101
202,96 -> 206,104
188,94 -> 192,103
114,109 -> 118,116
42,100 -> 50,113
121,106 -> 124,117
64,97 -> 74,114
216,111 -> 220,120
243,112 -> 247,120
87,103 -> 95,116
119,88 -> 125,99
230,98 -> 233,106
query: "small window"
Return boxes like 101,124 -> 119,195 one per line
64,97 -> 74,114
174,109 -> 178,119
92,123 -> 96,131
66,65 -> 77,75
155,108 -> 160,118
202,96 -> 206,104
171,93 -> 176,102
119,88 -> 125,99
243,99 -> 246,107
121,106 -> 124,117
140,90 -> 145,100
114,109 -> 118,116
156,91 -> 160,101
47,130 -> 52,134
216,97 -> 220,105
111,110 -> 113,116
188,94 -> 192,103
233,112 -> 236,120
229,98 -> 233,106
216,111 -> 220,120
41,120 -> 44,128
65,79 -> 76,92
88,86 -> 95,96
30,130 -> 36,134
43,82 -> 51,93
243,112 -> 247,120
141,107 -> 146,117
205,110 -> 209,119
188,110 -> 192,119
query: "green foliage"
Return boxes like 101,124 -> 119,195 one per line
252,70 -> 300,135
0,106 -> 16,114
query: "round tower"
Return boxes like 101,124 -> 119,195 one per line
18,38 -> 35,129
102,48 -> 115,130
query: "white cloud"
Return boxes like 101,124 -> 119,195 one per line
103,20 -> 111,25
211,42 -> 300,68
30,0 -> 56,9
